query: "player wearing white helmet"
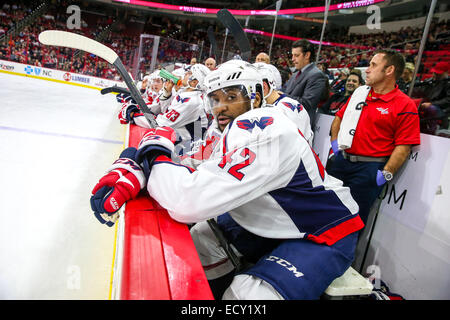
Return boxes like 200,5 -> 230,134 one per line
119,64 -> 209,153
143,71 -> 164,114
254,62 -> 314,145
92,61 -> 363,300
147,71 -> 164,99
179,60 -> 263,167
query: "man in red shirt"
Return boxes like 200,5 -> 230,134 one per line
328,49 -> 420,225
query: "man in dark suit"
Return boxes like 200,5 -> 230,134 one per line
282,39 -> 327,129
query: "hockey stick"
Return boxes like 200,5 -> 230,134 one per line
202,10 -> 252,274
216,9 -> 252,62
100,86 -> 130,96
207,219 -> 243,272
38,30 -> 157,128
207,26 -> 220,60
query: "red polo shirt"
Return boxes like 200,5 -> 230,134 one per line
336,86 -> 420,157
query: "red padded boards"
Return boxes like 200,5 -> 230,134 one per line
120,124 -> 213,300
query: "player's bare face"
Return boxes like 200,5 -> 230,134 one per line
151,78 -> 163,92
205,59 -> 216,70
365,53 -> 388,86
209,87 -> 251,131
142,78 -> 148,89
183,71 -> 192,87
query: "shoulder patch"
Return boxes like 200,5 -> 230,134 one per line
236,116 -> 274,133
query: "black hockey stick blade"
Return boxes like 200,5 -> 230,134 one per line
217,9 -> 251,62
207,219 -> 242,272
207,26 -> 220,60
100,86 -> 131,96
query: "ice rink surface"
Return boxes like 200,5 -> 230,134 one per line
0,73 -> 125,299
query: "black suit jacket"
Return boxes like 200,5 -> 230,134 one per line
282,63 -> 327,126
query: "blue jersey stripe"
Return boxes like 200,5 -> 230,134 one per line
269,161 -> 355,236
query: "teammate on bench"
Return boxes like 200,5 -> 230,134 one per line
91,61 -> 364,300
119,64 -> 210,150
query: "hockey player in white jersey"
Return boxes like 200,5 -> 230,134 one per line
119,64 -> 210,150
91,61 -> 363,300
143,71 -> 164,108
254,62 -> 314,145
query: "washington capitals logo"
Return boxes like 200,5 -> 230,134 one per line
236,117 -> 274,133
281,101 -> 303,112
176,95 -> 191,103
376,107 -> 389,115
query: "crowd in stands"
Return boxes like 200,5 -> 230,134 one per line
0,0 -> 448,135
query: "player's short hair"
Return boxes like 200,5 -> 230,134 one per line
375,49 -> 405,80
292,39 -> 316,62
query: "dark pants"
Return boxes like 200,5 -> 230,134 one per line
326,153 -> 386,226
217,213 -> 357,300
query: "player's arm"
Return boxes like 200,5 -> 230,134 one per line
147,99 -> 162,115
155,95 -> 201,129
137,123 -> 300,224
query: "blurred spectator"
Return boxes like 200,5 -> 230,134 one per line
321,71 -> 364,115
0,0 -> 448,95
330,68 -> 349,94
397,62 -> 415,93
419,61 -> 450,133
357,53 -> 369,67
317,62 -> 333,81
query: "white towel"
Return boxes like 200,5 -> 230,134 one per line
337,85 -> 371,150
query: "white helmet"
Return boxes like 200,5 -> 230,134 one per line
187,63 -> 211,91
188,63 -> 211,91
204,60 -> 264,111
217,59 -> 249,69
253,62 -> 282,98
149,70 -> 163,82
172,67 -> 186,79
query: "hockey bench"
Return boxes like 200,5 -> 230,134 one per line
322,267 -> 373,300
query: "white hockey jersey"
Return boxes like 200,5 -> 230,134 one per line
134,89 -> 208,144
180,120 -> 222,169
272,94 -> 314,145
147,107 -> 363,246
143,88 -> 161,106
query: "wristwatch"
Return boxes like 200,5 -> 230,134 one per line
382,170 -> 393,181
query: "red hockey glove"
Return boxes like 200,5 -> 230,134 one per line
136,126 -> 178,179
118,103 -> 143,124
90,147 -> 146,227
